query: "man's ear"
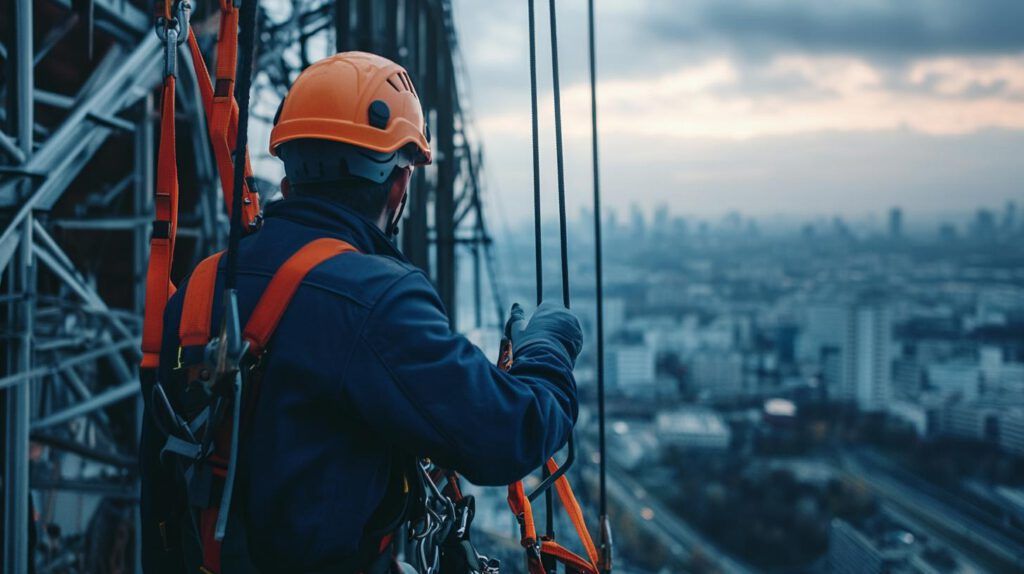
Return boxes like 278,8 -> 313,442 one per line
280,177 -> 291,198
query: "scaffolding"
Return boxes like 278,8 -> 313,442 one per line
0,0 -> 498,569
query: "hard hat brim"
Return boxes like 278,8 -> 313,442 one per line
270,117 -> 432,166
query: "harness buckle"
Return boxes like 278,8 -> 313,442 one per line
153,0 -> 191,78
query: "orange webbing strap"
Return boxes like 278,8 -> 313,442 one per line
546,458 -> 600,567
506,460 -> 600,574
184,13 -> 261,227
179,251 -> 224,347
242,238 -> 358,355
212,1 -> 260,225
141,76 -> 181,369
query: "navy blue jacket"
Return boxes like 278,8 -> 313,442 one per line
140,196 -> 577,571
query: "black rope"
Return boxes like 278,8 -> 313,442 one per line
587,0 -> 606,519
528,0 -> 543,306
548,0 -> 570,309
588,0 -> 611,569
225,0 -> 260,291
526,0 -> 557,547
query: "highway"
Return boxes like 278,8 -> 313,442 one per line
841,451 -> 1024,573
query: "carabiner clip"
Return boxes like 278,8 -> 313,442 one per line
154,0 -> 192,78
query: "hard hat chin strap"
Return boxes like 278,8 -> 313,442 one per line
385,167 -> 412,238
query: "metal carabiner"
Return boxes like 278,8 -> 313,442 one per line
153,0 -> 192,78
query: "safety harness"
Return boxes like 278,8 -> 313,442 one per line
151,238 -> 424,573
141,0 -> 262,371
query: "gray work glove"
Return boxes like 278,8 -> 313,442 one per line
505,301 -> 583,367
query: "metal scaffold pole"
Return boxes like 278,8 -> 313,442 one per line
3,0 -> 35,572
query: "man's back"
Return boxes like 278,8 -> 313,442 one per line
141,195 -> 579,571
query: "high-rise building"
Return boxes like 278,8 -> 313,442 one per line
841,303 -> 893,411
630,203 -> 646,241
802,301 -> 893,410
603,297 -> 626,337
888,207 -> 903,239
689,350 -> 745,398
798,303 -> 846,361
605,343 -> 656,396
1002,200 -> 1018,234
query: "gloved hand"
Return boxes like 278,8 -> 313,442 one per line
505,301 -> 583,367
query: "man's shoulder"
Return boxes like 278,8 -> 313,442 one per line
303,251 -> 427,308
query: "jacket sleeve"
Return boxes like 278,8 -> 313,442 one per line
343,270 -> 578,486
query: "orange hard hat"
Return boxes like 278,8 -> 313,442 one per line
269,51 -> 431,165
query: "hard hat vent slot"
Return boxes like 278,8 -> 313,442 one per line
386,77 -> 402,92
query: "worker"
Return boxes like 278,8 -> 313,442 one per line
139,51 -> 582,573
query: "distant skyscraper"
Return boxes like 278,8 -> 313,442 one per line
603,297 -> 626,336
630,203 -> 646,241
689,350 -> 745,398
804,301 -> 892,410
841,302 -> 892,412
971,208 -> 997,241
1002,200 -> 1018,233
605,343 -> 656,395
888,207 -> 903,238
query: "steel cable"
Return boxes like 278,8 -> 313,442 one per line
588,0 -> 611,570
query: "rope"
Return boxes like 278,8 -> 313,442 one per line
225,0 -> 260,290
587,0 -> 611,570
528,0 -> 543,306
548,0 -> 570,309
526,0 -> 558,547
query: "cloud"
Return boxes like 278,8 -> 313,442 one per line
452,0 -> 1024,221
649,0 -> 1024,60
479,54 -> 1024,140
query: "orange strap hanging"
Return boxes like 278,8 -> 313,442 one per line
141,72 -> 181,368
506,464 -> 600,574
504,448 -> 601,572
185,4 -> 261,227
143,1 -> 262,369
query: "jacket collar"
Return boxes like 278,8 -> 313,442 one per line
261,195 -> 407,261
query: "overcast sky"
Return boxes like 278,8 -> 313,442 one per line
452,0 -> 1024,224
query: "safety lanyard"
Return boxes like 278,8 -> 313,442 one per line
185,1 -> 262,226
141,0 -> 262,370
141,2 -> 189,368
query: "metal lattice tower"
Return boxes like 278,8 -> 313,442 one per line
0,0 -> 498,569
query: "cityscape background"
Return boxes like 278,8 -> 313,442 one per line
456,203 -> 1024,573
437,2 -> 1024,572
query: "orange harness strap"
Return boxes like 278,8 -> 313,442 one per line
243,238 -> 359,355
506,459 -> 600,574
176,238 -> 358,355
141,75 -> 181,369
185,18 -> 261,227
179,252 -> 224,347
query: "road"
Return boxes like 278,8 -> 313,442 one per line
841,451 -> 1024,573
